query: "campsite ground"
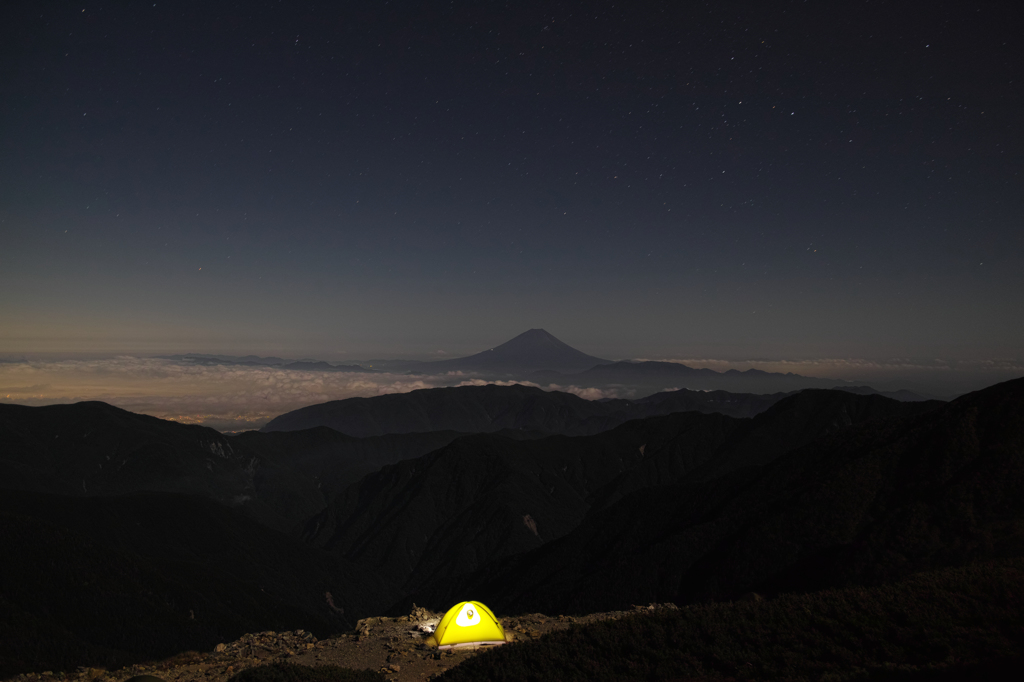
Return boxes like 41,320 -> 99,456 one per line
5,606 -> 667,682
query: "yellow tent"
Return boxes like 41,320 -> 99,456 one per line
426,601 -> 508,649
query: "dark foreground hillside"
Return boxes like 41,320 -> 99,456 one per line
7,559 -> 1017,682
0,491 -> 387,679
438,559 -> 1024,682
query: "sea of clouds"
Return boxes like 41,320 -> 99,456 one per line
3,355 -> 1020,431
0,356 -> 625,431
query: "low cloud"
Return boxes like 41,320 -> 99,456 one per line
0,357 -> 447,431
549,384 -> 631,401
0,357 -> 622,431
456,378 -> 542,389
454,378 -> 628,401
632,356 -> 1024,396
4,354 -> 1019,431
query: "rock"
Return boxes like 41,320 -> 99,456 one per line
631,602 -> 679,612
409,605 -> 438,622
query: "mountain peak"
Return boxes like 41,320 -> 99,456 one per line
490,328 -> 572,351
430,329 -> 612,374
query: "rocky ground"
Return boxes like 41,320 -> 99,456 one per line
4,605 -> 678,682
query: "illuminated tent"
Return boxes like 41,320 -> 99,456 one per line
425,600 -> 508,649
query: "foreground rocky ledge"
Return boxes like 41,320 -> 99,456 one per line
4,605 -> 679,682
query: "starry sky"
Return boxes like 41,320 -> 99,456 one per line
1,0 -> 1021,366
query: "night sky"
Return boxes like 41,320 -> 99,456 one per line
2,1 -> 1021,364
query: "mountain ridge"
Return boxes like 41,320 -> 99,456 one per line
260,383 -> 792,435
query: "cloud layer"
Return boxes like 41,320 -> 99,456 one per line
0,357 -> 625,431
3,355 -> 1020,431
626,356 -> 1024,398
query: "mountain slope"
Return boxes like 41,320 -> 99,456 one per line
0,402 -> 481,536
0,401 -> 255,500
306,390 -> 939,609
262,384 -> 623,436
303,418 -> 702,602
414,377 -> 1024,615
586,389 -> 944,512
261,383 -> 792,436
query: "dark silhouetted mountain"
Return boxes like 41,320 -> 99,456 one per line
0,402 -> 487,536
261,383 -> 790,436
679,388 -> 947,485
832,385 -> 932,401
410,378 -> 1022,616
585,389 -> 944,512
227,427 -> 492,533
263,384 -> 628,436
304,417 -> 706,604
553,360 -> 854,394
0,401 -> 259,501
634,387 -> 792,419
305,390 -> 940,611
0,490 -> 387,678
0,384 -> 815,535
422,328 -> 612,374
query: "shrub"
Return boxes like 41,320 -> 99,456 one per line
438,560 -> 1024,681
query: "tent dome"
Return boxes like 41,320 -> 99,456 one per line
426,600 -> 508,649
